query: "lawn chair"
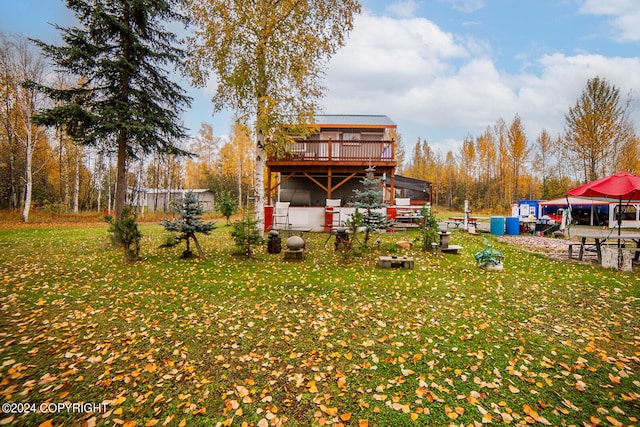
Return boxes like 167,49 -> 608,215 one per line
272,201 -> 290,229
325,199 -> 342,230
395,198 -> 412,216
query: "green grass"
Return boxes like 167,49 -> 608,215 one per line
0,223 -> 638,427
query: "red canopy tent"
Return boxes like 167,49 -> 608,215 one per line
567,171 -> 640,249
566,171 -> 640,201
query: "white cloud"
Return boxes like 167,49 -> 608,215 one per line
438,0 -> 485,13
324,12 -> 640,153
385,0 -> 420,18
579,0 -> 640,42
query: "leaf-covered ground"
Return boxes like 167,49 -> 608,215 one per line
0,224 -> 638,427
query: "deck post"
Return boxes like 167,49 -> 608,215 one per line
267,170 -> 272,205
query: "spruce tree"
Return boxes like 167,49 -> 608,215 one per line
351,166 -> 389,245
161,191 -> 216,259
28,0 -> 192,221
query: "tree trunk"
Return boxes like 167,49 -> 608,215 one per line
73,141 -> 79,213
21,136 -> 32,222
238,156 -> 242,209
192,233 -> 205,259
96,151 -> 103,213
58,128 -> 64,212
9,136 -> 17,210
107,153 -> 113,215
166,157 -> 172,212
115,131 -> 127,220
254,128 -> 265,237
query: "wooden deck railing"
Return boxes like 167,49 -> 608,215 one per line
268,140 -> 395,162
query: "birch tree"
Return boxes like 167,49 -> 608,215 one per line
0,34 -> 21,210
12,36 -> 48,222
186,0 -> 361,234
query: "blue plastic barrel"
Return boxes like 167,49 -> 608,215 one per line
490,216 -> 505,236
505,216 -> 520,235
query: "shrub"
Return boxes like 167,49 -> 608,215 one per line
105,206 -> 142,262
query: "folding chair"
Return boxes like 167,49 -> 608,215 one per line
325,199 -> 342,229
395,198 -> 412,216
272,202 -> 290,229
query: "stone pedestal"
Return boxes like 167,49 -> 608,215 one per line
284,236 -> 306,261
284,249 -> 305,260
602,247 -> 632,272
378,256 -> 414,269
439,232 -> 451,249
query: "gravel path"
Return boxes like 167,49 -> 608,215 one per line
497,234 -> 570,253
496,234 -> 599,262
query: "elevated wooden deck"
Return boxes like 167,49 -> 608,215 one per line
266,139 -> 398,204
267,140 -> 396,173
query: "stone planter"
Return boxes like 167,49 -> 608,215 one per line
601,247 -> 632,272
485,262 -> 504,271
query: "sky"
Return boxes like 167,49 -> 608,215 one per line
2,0 -> 640,156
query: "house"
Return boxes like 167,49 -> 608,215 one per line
141,189 -> 215,213
266,114 -> 427,231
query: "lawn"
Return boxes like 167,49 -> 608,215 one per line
0,222 -> 638,427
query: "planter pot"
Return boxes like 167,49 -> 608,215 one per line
485,262 -> 504,271
601,247 -> 632,272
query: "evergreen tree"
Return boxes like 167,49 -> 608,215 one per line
28,0 -> 192,221
215,191 -> 237,225
161,191 -> 216,258
351,166 -> 389,245
105,206 -> 142,262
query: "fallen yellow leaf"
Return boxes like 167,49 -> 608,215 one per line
606,416 -> 623,427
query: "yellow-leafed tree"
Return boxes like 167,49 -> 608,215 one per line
563,76 -> 631,181
185,0 -> 361,234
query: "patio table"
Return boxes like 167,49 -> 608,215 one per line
571,228 -> 640,263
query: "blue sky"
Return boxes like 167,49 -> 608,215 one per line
2,0 -> 639,155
